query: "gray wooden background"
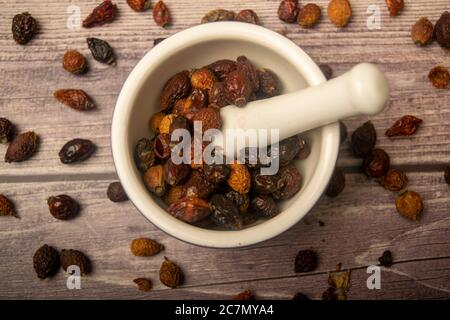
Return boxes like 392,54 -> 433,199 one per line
0,0 -> 449,299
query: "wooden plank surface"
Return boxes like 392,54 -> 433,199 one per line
0,0 -> 449,299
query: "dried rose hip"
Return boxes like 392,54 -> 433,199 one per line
362,148 -> 390,178
60,249 -> 91,275
133,278 -> 152,292
378,250 -> 393,267
435,12 -> 450,49
83,0 -> 118,28
183,171 -> 215,199
59,139 -> 96,164
127,0 -> 151,12
63,50 -> 87,74
174,89 -> 208,121
153,1 -> 170,27
236,9 -> 260,25
0,194 -> 18,218
295,136 -> 311,160
233,289 -> 255,300
208,59 -> 237,81
135,138 -> 156,172
277,136 -> 301,167
131,238 -> 164,257
209,194 -> 243,230
325,167 -> 345,197
0,118 -> 14,143
47,195 -> 80,220
319,64 -> 333,80
209,82 -> 228,107
445,166 -> 450,185
164,159 -> 190,186
192,106 -> 222,131
257,69 -> 281,98
328,0 -> 352,27
168,197 -> 211,224
298,3 -> 322,28
12,12 -> 37,45
223,70 -> 253,107
227,163 -> 251,194
169,115 -> 190,136
201,9 -> 236,24
351,121 -> 377,158
191,68 -> 217,92
411,17 -> 434,46
278,0 -> 299,23
87,38 -> 115,65
428,66 -> 450,89
225,190 -> 249,215
395,191 -> 424,221
385,0 -> 404,17
251,194 -> 279,218
273,164 -> 302,200
158,114 -> 176,134
159,257 -> 184,288
149,112 -> 166,133
154,134 -> 171,159
5,131 -> 38,163
33,244 -> 60,279
164,185 -> 184,206
386,115 -> 422,137
160,71 -> 191,110
252,171 -> 282,195
236,56 -> 259,92
203,163 -> 231,184
54,89 -> 95,111
379,169 -> 407,191
107,181 -> 128,202
295,249 -> 317,273
144,165 -> 167,197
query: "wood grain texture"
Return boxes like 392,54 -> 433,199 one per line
0,0 -> 449,299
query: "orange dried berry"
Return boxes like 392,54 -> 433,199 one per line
158,114 -> 176,134
163,185 -> 185,206
327,0 -> 352,28
298,3 -> 322,28
428,66 -> 450,89
127,0 -> 151,12
143,165 -> 167,197
133,278 -> 152,292
378,169 -> 408,191
411,17 -> 434,46
395,191 -> 424,221
227,163 -> 251,194
159,257 -> 184,288
149,112 -> 166,133
131,238 -> 164,257
386,0 -> 404,17
190,68 -> 217,91
63,50 -> 87,74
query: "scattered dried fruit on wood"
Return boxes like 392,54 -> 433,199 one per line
386,115 -> 423,137
0,118 -> 14,144
233,289 -> 255,300
47,195 -> 80,220
385,0 -> 404,17
33,244 -> 60,279
236,9 -> 260,25
107,182 -> 128,202
60,249 -> 91,275
351,121 -> 376,158
12,12 -> 37,45
0,194 -> 18,218
411,17 -> 434,46
295,249 -> 318,273
327,0 -> 352,27
378,169 -> 407,191
395,191 -> 424,221
362,148 -> 390,178
435,12 -> 450,49
87,37 -> 115,65
278,0 -> 299,23
5,131 -> 38,163
159,257 -> 184,288
131,238 -> 164,257
83,0 -> 118,28
153,1 -> 170,27
298,3 -> 321,28
428,66 -> 450,89
63,50 -> 87,74
54,89 -> 95,111
58,138 -> 96,164
133,278 -> 152,292
378,250 -> 393,267
201,9 -> 236,24
127,0 -> 151,12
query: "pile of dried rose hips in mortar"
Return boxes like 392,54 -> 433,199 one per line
134,56 -> 311,230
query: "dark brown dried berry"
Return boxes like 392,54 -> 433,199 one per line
411,17 -> 434,46
319,64 -> 333,80
127,0 -> 151,12
183,171 -> 215,199
250,194 -> 279,218
257,69 -> 281,98
59,139 -> 96,164
293,292 -> 310,300
209,194 -> 243,230
192,107 -> 222,132
164,186 -> 185,206
169,116 -> 190,136
328,0 -> 352,27
159,257 -> 184,288
236,56 -> 259,92
339,121 -> 348,143
295,249 -> 317,273
276,136 -> 301,167
236,9 -> 260,25
0,118 -> 14,144
63,50 -> 87,74
153,37 -> 166,46
201,9 -> 236,24
428,66 -> 450,89
164,159 -> 190,186
191,68 -> 217,92
83,0 -> 118,28
325,167 -> 345,197
5,131 -> 38,163
363,148 -> 390,178
160,71 -> 191,110
378,250 -> 393,267
12,12 -> 37,45
168,197 -> 211,224
154,134 -> 172,160
278,0 -> 299,23
87,38 -> 115,65
445,166 -> 450,185
60,249 -> 91,275
135,138 -> 156,172
209,82 -> 228,107
131,238 -> 164,256
54,89 -> 95,111
386,115 -> 423,137
233,289 -> 255,300
351,121 -> 377,158
225,190 -> 250,215
252,171 -> 282,195
144,165 -> 167,197
203,163 -> 231,185
223,70 -> 253,107
273,164 -> 302,200
133,278 -> 152,292
298,3 -> 322,28
33,244 -> 60,279
153,1 -> 170,27
47,195 -> 80,220
379,169 -> 407,192
174,89 -> 208,121
107,181 -> 128,202
435,12 -> 450,49
0,194 -> 18,218
385,0 -> 404,17
395,191 -> 424,221
295,136 -> 311,160
208,59 -> 237,81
